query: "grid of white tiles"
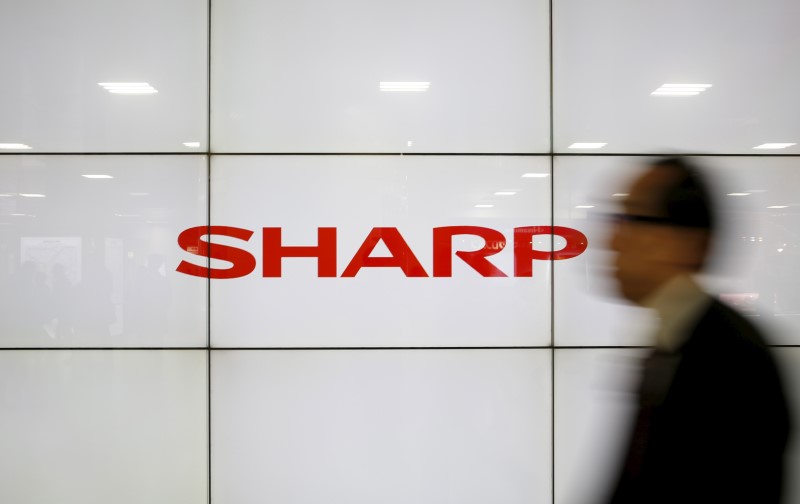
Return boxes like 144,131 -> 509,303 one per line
0,0 -> 799,503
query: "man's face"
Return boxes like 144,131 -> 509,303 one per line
609,167 -> 705,304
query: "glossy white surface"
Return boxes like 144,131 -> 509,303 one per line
212,349 -> 551,504
207,155 -> 553,347
211,0 -> 550,153
0,156 -> 207,347
0,350 -> 207,504
0,1 -> 207,152
554,349 -> 645,504
553,0 -> 800,153
554,156 -> 800,346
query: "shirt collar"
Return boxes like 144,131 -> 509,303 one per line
641,275 -> 711,351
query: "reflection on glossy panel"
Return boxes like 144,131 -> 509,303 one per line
554,156 -> 800,346
554,349 -> 645,504
212,349 -> 551,504
211,0 -> 550,152
0,156 -> 207,347
0,0 -> 207,152
0,350 -> 207,504
208,155 -> 554,347
553,0 -> 800,153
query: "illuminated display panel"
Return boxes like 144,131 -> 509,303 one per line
0,0 -> 207,152
212,349 -> 551,504
554,156 -> 800,346
211,0 -> 550,153
554,349 -> 646,504
0,156 -> 208,348
553,0 -> 800,153
0,350 -> 207,504
207,155 -> 559,348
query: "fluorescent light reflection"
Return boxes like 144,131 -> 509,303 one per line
651,83 -> 711,96
98,82 -> 158,94
754,143 -> 796,150
576,205 -> 595,209
568,142 -> 607,149
768,206 -> 789,209
494,191 -> 517,196
728,193 -> 750,196
19,193 -> 46,198
522,173 -> 549,178
82,174 -> 114,179
651,91 -> 700,96
0,143 -> 32,149
612,193 -> 629,197
380,82 -> 430,92
183,142 -> 201,148
474,204 -> 494,208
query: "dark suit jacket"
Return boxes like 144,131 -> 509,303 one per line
608,300 -> 791,504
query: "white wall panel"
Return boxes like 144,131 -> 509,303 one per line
554,349 -> 645,504
0,155 -> 207,347
0,350 -> 207,504
212,349 -> 551,504
0,0 -> 208,152
553,0 -> 800,154
211,0 -> 550,153
207,155 -> 558,347
554,155 -> 800,346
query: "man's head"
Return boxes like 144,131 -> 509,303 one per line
610,157 -> 716,304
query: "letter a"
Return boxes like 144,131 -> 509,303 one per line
341,227 -> 429,277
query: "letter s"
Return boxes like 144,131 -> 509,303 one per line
176,226 -> 256,279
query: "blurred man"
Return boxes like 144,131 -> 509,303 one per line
605,157 -> 790,504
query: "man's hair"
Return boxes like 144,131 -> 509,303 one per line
650,157 -> 716,233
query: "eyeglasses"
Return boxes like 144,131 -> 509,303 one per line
603,212 -> 672,226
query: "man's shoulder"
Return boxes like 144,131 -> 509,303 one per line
686,298 -> 768,350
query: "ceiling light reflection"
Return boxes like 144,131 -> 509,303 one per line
522,173 -> 549,178
568,142 -> 607,149
753,143 -> 796,149
19,193 -> 46,198
494,191 -> 517,196
727,193 -> 750,196
380,82 -> 430,92
98,82 -> 158,94
651,83 -> 711,96
0,143 -> 32,149
474,204 -> 494,208
82,174 -> 114,179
